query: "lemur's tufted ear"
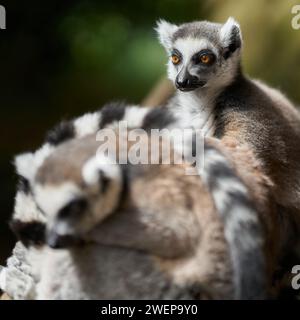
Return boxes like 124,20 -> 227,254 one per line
14,144 -> 54,184
220,17 -> 242,54
155,19 -> 178,51
14,153 -> 35,183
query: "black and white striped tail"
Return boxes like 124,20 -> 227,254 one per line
201,144 -> 266,299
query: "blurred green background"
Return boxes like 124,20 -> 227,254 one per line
0,0 -> 299,263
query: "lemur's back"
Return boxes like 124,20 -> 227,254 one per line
214,74 -> 300,222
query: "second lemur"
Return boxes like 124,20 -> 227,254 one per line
156,17 -> 300,248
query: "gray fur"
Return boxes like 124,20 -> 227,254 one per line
202,145 -> 266,299
173,21 -> 224,46
34,245 -> 195,300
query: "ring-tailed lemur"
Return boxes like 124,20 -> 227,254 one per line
1,123 -> 274,299
3,16 -> 296,297
155,17 -> 300,256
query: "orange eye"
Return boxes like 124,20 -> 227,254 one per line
171,54 -> 180,65
200,54 -> 211,64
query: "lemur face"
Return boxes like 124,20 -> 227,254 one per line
156,17 -> 242,92
32,136 -> 123,249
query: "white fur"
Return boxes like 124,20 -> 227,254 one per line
13,191 -> 46,223
82,155 -> 121,186
14,153 -> 35,182
177,93 -> 214,129
1,243 -> 39,300
167,38 -> 216,81
0,266 -> 6,291
201,147 -> 260,248
155,19 -> 178,50
168,90 -> 217,138
175,38 -> 216,63
15,144 -> 55,184
74,112 -> 100,138
220,17 -> 241,47
34,182 -> 82,218
211,178 -> 248,213
81,155 -> 123,228
123,106 -> 150,128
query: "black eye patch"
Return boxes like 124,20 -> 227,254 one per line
17,175 -> 31,194
58,198 -> 88,220
10,219 -> 46,247
99,169 -> 110,194
171,49 -> 182,60
191,50 -> 216,65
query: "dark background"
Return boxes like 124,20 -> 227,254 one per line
0,0 -> 300,264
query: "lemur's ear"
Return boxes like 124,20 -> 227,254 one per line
155,19 -> 178,51
14,144 -> 54,184
14,153 -> 35,183
220,17 -> 242,56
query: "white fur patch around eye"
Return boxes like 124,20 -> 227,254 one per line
155,19 -> 178,50
34,182 -> 82,218
74,112 -> 100,138
82,155 -> 122,187
220,17 -> 240,47
173,37 -> 216,62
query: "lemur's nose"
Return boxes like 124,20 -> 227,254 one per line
47,230 -> 78,249
175,75 -> 199,89
176,77 -> 189,88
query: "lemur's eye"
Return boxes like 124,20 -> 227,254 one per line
171,54 -> 181,65
199,53 -> 215,65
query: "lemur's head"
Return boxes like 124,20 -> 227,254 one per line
31,136 -> 123,249
156,17 -> 242,92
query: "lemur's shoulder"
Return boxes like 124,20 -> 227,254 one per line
253,79 -> 300,125
216,74 -> 299,120
214,74 -> 300,144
